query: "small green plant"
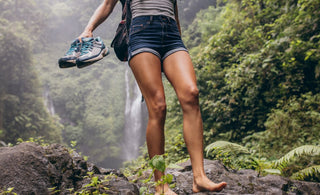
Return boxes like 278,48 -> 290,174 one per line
73,171 -> 111,195
139,155 -> 177,195
0,187 -> 17,195
70,140 -> 77,148
16,137 -> 48,146
48,186 -> 60,195
68,141 -> 88,161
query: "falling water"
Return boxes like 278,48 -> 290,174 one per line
43,86 -> 55,115
122,67 -> 147,161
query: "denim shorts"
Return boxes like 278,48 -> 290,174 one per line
128,15 -> 188,62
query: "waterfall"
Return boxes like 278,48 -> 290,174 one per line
43,86 -> 55,115
122,67 -> 147,161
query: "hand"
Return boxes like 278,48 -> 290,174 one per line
78,30 -> 93,41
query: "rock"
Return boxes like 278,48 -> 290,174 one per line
0,142 -> 51,194
166,159 -> 320,194
0,143 -> 319,194
0,142 -> 139,195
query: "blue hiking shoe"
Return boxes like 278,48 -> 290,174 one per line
58,39 -> 81,68
76,37 -> 109,68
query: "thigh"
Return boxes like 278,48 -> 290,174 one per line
129,52 -> 165,109
163,51 -> 198,99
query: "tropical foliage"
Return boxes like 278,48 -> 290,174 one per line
0,0 -> 319,183
192,0 -> 320,142
163,0 -> 320,182
275,145 -> 320,181
0,27 -> 62,143
0,0 -> 125,167
205,141 -> 320,181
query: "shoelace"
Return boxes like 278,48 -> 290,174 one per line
80,39 -> 94,55
66,42 -> 80,55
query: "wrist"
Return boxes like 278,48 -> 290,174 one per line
79,30 -> 93,39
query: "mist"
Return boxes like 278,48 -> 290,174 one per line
0,0 -> 217,168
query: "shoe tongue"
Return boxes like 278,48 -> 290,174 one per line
82,37 -> 94,42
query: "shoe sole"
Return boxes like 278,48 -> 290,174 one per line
58,59 -> 76,68
76,48 -> 109,69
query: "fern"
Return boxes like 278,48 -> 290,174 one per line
290,165 -> 320,180
263,169 -> 281,175
274,145 -> 320,170
205,140 -> 250,157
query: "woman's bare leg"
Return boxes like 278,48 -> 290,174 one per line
163,51 -> 227,192
129,53 -> 176,195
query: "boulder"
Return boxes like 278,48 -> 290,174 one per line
0,142 -> 52,194
0,142 -> 138,195
167,159 -> 320,194
0,143 -> 319,194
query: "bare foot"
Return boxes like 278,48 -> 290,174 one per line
193,176 -> 227,193
154,189 -> 177,195
155,184 -> 177,195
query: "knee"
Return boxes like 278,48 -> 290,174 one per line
148,93 -> 167,118
179,86 -> 200,109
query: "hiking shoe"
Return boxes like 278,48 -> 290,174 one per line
76,37 -> 109,68
58,39 -> 81,68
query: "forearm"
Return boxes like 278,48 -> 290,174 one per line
81,0 -> 118,37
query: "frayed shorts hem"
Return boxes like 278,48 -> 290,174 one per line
129,47 -> 188,62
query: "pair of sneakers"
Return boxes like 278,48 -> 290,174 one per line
58,37 -> 109,69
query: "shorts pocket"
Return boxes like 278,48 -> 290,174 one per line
130,23 -> 146,35
130,18 -> 151,35
167,20 -> 179,32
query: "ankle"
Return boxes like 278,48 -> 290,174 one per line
155,183 -> 169,193
193,171 -> 206,181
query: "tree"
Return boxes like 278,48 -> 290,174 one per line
0,28 -> 62,143
192,0 -> 320,141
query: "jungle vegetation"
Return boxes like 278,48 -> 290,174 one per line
0,0 -> 319,181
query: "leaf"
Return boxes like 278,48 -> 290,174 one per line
290,165 -> 320,180
149,155 -> 166,172
139,186 -> 147,195
164,174 -> 173,184
274,145 -> 320,170
167,163 -> 183,170
304,50 -> 314,61
91,176 -> 99,185
7,187 -> 14,192
205,141 -> 250,157
263,169 -> 281,175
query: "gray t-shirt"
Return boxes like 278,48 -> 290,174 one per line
131,0 -> 176,20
